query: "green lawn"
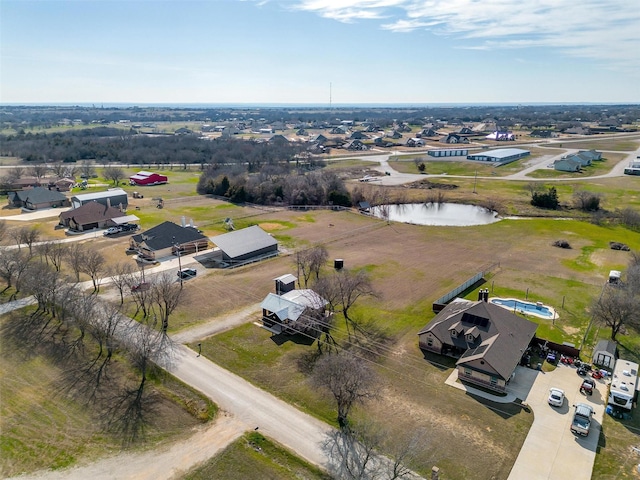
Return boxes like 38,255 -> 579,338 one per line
184,432 -> 330,480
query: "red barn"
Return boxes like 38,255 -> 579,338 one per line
129,171 -> 168,186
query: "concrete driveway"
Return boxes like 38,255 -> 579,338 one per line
508,362 -> 607,480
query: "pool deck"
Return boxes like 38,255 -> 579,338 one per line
489,297 -> 558,320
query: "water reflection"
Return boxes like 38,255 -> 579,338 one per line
371,203 -> 500,226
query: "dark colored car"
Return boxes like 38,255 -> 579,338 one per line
580,378 -> 596,395
131,282 -> 150,292
120,224 -> 140,232
177,268 -> 197,279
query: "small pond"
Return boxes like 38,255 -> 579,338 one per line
370,203 -> 500,227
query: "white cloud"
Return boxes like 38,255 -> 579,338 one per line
292,0 -> 640,72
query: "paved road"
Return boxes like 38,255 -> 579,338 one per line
507,362 -> 607,480
355,135 -> 640,186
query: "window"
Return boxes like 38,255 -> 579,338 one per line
464,368 -> 472,376
427,338 -> 433,347
450,330 -> 457,337
490,376 -> 498,386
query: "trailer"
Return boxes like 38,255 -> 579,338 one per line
608,358 -> 639,411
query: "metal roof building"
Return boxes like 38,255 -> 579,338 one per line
212,225 -> 278,264
71,188 -> 128,210
467,148 -> 530,164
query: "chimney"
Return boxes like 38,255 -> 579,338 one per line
478,290 -> 483,301
181,216 -> 186,228
483,289 -> 489,302
107,197 -> 111,208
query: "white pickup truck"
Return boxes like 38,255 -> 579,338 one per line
571,403 -> 594,436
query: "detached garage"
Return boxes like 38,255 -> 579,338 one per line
212,225 -> 278,266
129,171 -> 168,186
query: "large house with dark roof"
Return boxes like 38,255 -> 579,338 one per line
418,298 -> 537,392
130,221 -> 209,261
58,201 -> 135,232
7,187 -> 70,210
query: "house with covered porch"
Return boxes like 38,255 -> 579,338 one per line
418,298 -> 537,392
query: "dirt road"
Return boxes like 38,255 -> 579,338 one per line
10,414 -> 247,480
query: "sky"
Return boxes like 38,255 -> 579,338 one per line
1,0 -> 639,105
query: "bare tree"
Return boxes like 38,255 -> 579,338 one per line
150,272 -> 183,333
316,269 -> 376,340
81,248 -> 106,292
48,162 -> 67,178
10,225 -> 40,254
65,242 -> 85,282
28,164 -> 49,183
108,262 -> 136,305
311,352 -> 378,429
103,166 -> 125,186
107,317 -> 165,445
592,286 -> 640,340
324,420 -> 423,480
90,302 -> 124,383
0,248 -> 25,293
22,261 -> 61,317
573,190 -> 602,211
37,241 -> 68,272
627,252 -> 640,295
7,166 -> 25,182
0,220 -> 8,242
295,245 -> 329,288
80,161 -> 96,179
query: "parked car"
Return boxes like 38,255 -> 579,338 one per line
177,268 -> 197,279
103,226 -> 122,236
580,378 -> 596,396
571,403 -> 594,436
548,388 -> 565,407
120,223 -> 139,232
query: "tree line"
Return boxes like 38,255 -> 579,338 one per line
0,222 -> 187,444
0,128 -> 306,166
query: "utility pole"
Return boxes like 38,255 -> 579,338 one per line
173,236 -> 183,288
473,169 -> 478,194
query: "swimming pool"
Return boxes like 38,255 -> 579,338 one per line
490,298 -> 556,319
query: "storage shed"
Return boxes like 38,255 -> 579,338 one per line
592,339 -> 618,368
212,225 -> 278,265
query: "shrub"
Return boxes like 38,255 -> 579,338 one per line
553,240 -> 572,249
531,187 -> 559,209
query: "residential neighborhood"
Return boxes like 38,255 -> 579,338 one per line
1,104 -> 639,480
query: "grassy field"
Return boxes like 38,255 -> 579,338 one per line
543,136 -> 640,152
2,150 -> 640,478
166,207 -> 640,480
389,147 -> 565,177
0,309 -> 217,477
184,431 -> 331,480
525,153 -> 627,179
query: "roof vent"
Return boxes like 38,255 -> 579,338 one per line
623,370 -> 631,376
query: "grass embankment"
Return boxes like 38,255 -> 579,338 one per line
184,431 -> 331,480
0,309 -> 217,477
